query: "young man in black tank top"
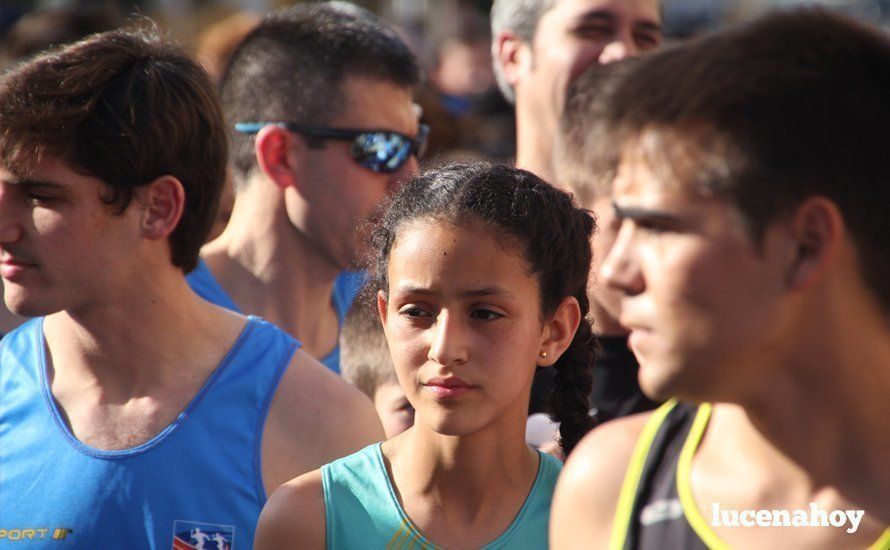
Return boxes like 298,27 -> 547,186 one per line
551,9 -> 890,549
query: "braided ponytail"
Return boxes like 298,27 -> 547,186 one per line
550,318 -> 596,455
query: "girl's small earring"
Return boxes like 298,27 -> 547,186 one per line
539,351 -> 548,359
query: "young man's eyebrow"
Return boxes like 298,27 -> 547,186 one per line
4,178 -> 64,189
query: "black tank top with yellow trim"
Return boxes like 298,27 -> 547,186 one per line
609,400 -> 890,550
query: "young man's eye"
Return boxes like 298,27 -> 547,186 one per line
471,309 -> 503,321
26,194 -> 53,206
398,305 -> 429,318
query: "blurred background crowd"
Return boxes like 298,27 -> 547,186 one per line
3,0 -> 890,170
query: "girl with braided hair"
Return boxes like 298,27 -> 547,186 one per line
255,162 -> 596,549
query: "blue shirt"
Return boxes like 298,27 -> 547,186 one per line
187,261 -> 364,374
321,443 -> 563,549
0,317 -> 298,549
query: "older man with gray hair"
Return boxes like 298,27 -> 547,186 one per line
490,0 -> 661,181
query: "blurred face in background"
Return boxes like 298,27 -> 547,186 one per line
373,381 -> 415,439
514,0 -> 662,140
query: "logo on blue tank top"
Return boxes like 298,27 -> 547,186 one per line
172,520 -> 234,550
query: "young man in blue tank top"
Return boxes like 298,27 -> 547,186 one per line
0,28 -> 382,549
187,3 -> 426,373
551,9 -> 890,550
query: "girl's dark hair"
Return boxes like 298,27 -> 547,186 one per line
369,162 -> 596,455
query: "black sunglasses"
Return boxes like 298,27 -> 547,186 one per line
234,121 -> 429,174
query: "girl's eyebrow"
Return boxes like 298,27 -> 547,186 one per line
393,285 -> 516,299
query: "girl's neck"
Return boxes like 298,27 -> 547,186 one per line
384,421 -> 538,507
381,424 -> 542,547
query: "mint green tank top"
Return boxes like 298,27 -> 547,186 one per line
321,443 -> 563,549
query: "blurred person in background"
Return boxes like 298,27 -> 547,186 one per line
417,17 -> 515,162
340,290 -> 414,440
490,0 -> 662,181
188,1 -> 425,373
0,6 -> 121,69
193,11 -> 263,242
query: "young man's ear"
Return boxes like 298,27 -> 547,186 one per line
538,296 -> 582,367
140,175 -> 185,240
493,29 -> 532,91
255,125 -> 300,191
377,290 -> 389,326
786,196 -> 843,291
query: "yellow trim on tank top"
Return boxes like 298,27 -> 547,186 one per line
608,399 -> 679,550
676,404 -> 890,550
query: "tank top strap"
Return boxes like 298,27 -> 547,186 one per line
610,400 -> 706,550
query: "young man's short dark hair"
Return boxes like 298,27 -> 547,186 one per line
221,2 -> 421,184
0,26 -> 228,272
555,58 -> 641,206
595,8 -> 890,314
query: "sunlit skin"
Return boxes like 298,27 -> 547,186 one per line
372,381 -> 415,439
587,194 -> 626,335
552,147 -> 890,550
380,220 -> 556,440
252,217 -> 579,549
375,219 -> 579,547
0,155 -> 383,497
498,0 -> 662,179
200,76 -> 420,361
599,155 -> 791,403
279,76 -> 420,271
0,158 -> 154,318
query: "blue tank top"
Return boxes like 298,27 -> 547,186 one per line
321,443 -> 563,549
187,260 -> 364,374
0,316 -> 298,549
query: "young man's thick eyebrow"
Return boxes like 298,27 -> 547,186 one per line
5,178 -> 64,189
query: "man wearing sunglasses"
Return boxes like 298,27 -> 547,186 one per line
188,2 -> 424,373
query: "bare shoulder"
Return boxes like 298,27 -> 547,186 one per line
551,411 -> 654,550
261,350 -> 384,493
254,469 -> 326,550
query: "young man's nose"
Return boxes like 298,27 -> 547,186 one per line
600,224 -> 644,296
0,186 -> 24,245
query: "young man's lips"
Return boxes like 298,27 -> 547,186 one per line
627,327 -> 654,352
0,259 -> 36,280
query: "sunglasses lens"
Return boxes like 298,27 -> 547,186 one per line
350,133 -> 410,173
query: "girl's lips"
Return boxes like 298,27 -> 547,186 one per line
424,377 -> 476,399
